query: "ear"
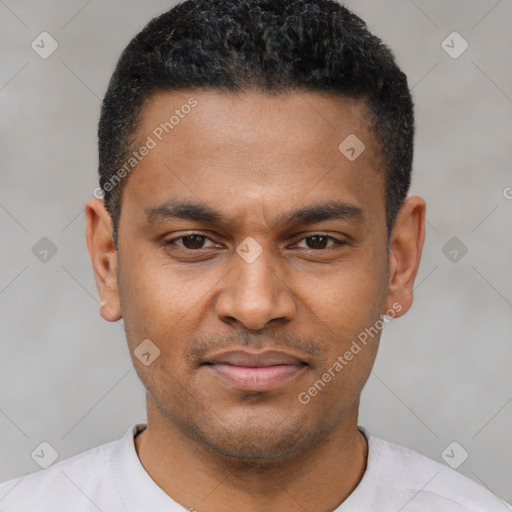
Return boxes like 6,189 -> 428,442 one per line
85,198 -> 122,322
385,196 -> 426,317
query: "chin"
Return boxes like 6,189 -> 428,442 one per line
195,430 -> 308,463
176,408 -> 332,464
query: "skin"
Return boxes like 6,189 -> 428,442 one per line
86,89 -> 426,512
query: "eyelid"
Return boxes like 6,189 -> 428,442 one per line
291,233 -> 348,248
165,232 -> 218,247
164,231 -> 348,250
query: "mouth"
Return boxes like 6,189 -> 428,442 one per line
201,349 -> 308,392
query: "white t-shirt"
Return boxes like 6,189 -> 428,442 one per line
0,423 -> 509,511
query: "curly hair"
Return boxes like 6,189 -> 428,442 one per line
98,0 -> 414,244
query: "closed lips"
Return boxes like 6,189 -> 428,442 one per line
203,350 -> 307,367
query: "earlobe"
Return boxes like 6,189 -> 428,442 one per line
85,198 -> 122,322
385,196 -> 426,317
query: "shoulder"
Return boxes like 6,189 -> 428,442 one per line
362,429 -> 511,511
0,430 -> 128,512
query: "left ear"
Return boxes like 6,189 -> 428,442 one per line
385,195 -> 426,317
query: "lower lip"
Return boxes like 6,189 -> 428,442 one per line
204,363 -> 306,392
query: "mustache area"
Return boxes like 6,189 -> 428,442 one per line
183,330 -> 327,367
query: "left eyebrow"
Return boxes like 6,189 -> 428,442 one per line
144,199 -> 364,228
275,202 -> 364,228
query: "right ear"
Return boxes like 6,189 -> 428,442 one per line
85,198 -> 122,322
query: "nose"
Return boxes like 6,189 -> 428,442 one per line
215,244 -> 297,330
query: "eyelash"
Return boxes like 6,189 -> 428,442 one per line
164,232 -> 347,251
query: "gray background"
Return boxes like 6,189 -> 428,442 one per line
1,0 -> 511,505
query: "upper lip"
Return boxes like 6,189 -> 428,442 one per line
203,349 -> 307,367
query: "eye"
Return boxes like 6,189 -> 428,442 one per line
294,234 -> 347,250
163,233 -> 347,253
165,233 -> 218,250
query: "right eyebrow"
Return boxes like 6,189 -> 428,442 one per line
145,200 -> 224,226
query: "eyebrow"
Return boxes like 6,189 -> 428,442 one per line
145,199 -> 364,228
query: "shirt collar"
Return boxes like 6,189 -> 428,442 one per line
111,423 -> 374,511
111,423 -> 186,511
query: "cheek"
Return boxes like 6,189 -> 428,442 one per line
118,251 -> 221,356
299,289 -> 384,410
300,252 -> 388,327
296,255 -> 388,386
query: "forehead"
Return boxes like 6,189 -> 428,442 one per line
135,89 -> 380,162
122,89 -> 386,230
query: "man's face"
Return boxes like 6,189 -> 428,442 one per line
93,90 -> 409,459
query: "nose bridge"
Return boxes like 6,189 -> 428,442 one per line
216,240 -> 296,329
236,243 -> 278,294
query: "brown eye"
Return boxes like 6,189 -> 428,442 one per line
165,233 -> 217,250
295,235 -> 346,250
180,234 -> 207,249
305,235 -> 329,249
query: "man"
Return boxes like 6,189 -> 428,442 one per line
0,1 -> 509,510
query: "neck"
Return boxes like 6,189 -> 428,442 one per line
135,400 -> 368,512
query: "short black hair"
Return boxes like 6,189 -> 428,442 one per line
98,0 -> 414,245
